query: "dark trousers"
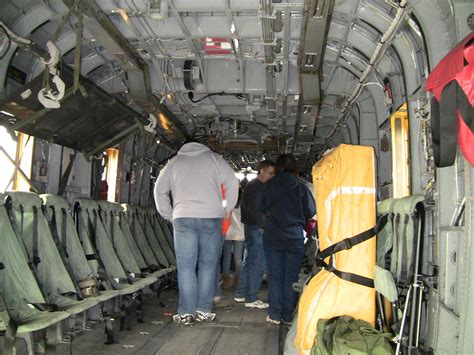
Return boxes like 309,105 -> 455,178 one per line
263,235 -> 305,323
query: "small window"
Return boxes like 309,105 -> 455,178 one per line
390,103 -> 411,198
105,148 -> 120,202
0,127 -> 35,192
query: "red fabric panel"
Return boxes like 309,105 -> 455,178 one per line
426,32 -> 474,99
458,115 -> 474,166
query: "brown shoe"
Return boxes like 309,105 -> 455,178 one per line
222,275 -> 232,290
232,276 -> 239,289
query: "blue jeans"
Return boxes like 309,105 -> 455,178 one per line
263,235 -> 305,323
235,225 -> 265,302
173,218 -> 222,315
222,240 -> 245,277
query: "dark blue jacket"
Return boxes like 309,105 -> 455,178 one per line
240,178 -> 265,226
260,172 -> 316,241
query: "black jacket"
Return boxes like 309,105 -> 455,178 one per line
260,172 -> 316,240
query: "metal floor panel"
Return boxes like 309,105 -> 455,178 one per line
57,286 -> 281,355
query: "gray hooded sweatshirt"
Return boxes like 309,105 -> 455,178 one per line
154,143 -> 239,220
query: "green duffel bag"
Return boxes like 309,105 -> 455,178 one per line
311,316 -> 394,355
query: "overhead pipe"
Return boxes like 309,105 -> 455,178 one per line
323,0 -> 409,144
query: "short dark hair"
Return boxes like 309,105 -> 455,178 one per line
257,160 -> 275,175
275,154 -> 297,173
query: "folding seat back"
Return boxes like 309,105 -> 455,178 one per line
116,204 -> 158,272
4,192 -> 87,309
73,198 -> 129,282
138,207 -> 172,266
0,199 -> 69,333
97,201 -> 142,275
377,195 -> 425,286
129,206 -> 169,267
121,204 -> 160,267
41,195 -> 122,303
41,194 -> 95,284
145,207 -> 176,265
155,211 -> 174,247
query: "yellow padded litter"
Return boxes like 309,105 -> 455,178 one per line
295,144 -> 377,354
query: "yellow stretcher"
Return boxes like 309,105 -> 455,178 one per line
295,144 -> 377,354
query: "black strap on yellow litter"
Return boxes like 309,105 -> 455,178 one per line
316,215 -> 389,288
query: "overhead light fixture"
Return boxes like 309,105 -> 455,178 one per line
112,9 -> 130,25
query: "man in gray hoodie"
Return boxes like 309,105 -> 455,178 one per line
154,142 -> 239,325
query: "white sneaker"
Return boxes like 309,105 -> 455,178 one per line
233,297 -> 245,303
266,315 -> 281,325
245,300 -> 269,309
195,311 -> 216,322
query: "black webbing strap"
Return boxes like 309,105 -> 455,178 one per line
88,209 -> 125,288
109,212 -> 116,255
106,210 -> 133,282
316,215 -> 389,288
400,214 -> 410,284
31,206 -> 41,268
6,201 -> 50,302
4,318 -> 18,354
61,208 -> 68,257
74,205 -> 107,288
75,205 -> 84,245
319,259 -> 375,288
43,206 -> 83,299
318,214 -> 389,260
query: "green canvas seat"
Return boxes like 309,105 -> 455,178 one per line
41,194 -> 120,303
145,207 -> 176,265
156,213 -> 174,247
137,206 -> 172,267
125,205 -> 169,268
121,203 -> 161,268
377,195 -> 425,285
4,192 -> 100,315
97,201 -> 157,288
0,200 -> 69,348
98,202 -> 149,271
117,204 -> 173,278
73,198 -> 154,295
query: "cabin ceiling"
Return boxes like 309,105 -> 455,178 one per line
0,0 -> 425,169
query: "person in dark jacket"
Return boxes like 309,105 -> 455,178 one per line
260,154 -> 316,325
233,160 -> 275,308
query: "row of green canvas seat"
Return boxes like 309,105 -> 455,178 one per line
0,191 -> 175,353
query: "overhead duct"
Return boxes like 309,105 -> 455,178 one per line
298,0 -> 334,106
293,0 -> 334,150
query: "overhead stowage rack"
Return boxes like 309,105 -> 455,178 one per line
0,64 -> 147,159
